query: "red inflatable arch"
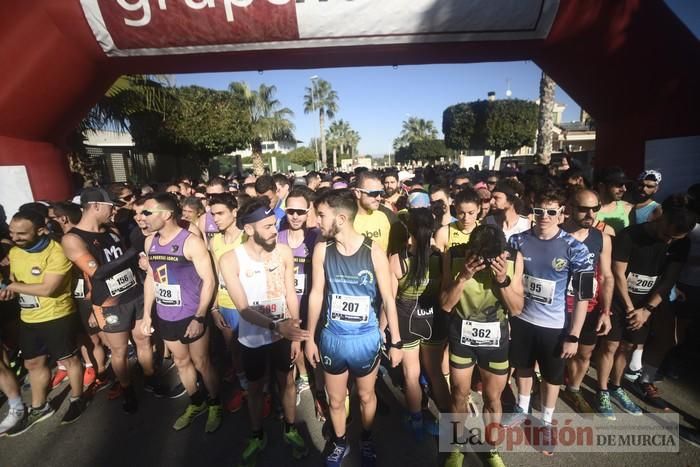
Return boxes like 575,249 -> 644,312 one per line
1,0 -> 698,201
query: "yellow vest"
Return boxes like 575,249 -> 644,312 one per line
210,231 -> 245,309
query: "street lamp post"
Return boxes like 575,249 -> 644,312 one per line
310,75 -> 319,169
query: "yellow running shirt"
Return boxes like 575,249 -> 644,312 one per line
210,231 -> 245,309
354,209 -> 392,253
8,239 -> 74,324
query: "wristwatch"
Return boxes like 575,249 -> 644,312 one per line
268,320 -> 277,332
643,303 -> 657,313
564,334 -> 579,343
495,276 -> 511,288
192,315 -> 206,324
388,340 -> 404,349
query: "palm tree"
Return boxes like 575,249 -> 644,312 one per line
303,79 -> 338,168
393,116 -> 438,150
70,75 -> 172,182
230,82 -> 295,175
535,71 -> 556,165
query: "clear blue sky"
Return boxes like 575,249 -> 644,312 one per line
174,0 -> 698,157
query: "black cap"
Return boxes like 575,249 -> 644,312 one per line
80,188 -> 113,206
596,167 -> 630,186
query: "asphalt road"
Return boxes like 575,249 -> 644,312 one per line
1,358 -> 699,467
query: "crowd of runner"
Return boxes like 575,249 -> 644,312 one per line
0,161 -> 698,467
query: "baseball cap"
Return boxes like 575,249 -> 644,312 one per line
597,167 -> 630,186
639,169 -> 662,184
408,191 -> 431,209
80,188 -> 114,206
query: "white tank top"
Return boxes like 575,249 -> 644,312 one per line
235,245 -> 287,348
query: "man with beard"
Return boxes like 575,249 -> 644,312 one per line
559,190 -> 614,416
382,171 -> 401,213
484,179 -> 530,242
62,188 -> 152,412
140,193 -> 221,432
353,171 -> 399,254
604,194 -> 694,413
219,196 -> 310,466
632,170 -> 663,225
304,189 -> 403,467
595,167 -> 633,233
1,209 -> 86,434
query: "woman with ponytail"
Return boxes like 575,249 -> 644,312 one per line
387,207 -> 451,440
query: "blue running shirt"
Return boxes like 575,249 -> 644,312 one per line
509,229 -> 592,329
323,236 -> 379,336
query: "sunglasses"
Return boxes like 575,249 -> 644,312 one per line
120,194 -> 135,202
641,183 -> 658,189
486,180 -> 498,185
285,208 -> 309,216
142,209 -> 172,217
357,188 -> 384,198
575,205 -> 601,213
532,207 -> 563,217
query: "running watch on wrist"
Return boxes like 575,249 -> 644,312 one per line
388,340 -> 404,349
643,303 -> 657,313
193,315 -> 205,324
564,334 -> 579,343
495,276 -> 511,288
268,320 -> 276,332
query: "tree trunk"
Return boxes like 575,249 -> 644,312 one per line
333,147 -> 337,169
319,109 -> 327,168
536,71 -> 555,165
251,139 -> 265,176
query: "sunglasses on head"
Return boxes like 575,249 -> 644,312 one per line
575,204 -> 601,213
532,207 -> 563,217
285,208 -> 309,216
142,209 -> 172,217
357,188 -> 384,198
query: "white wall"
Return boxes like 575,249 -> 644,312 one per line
645,135 -> 700,201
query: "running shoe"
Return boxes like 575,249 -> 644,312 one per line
360,438 -> 377,467
561,389 -> 594,414
0,405 -> 25,436
623,367 -> 641,382
540,423 -> 555,456
501,405 -> 528,427
83,367 -> 96,388
610,387 -> 642,415
205,403 -> 223,433
632,381 -> 670,411
225,389 -> 246,413
325,440 -> 350,467
483,449 -> 506,467
173,401 -> 207,430
403,413 -> 424,442
7,403 -> 54,437
51,368 -> 68,389
283,425 -> 309,459
296,376 -> 310,406
596,390 -> 616,420
61,397 -> 87,424
107,383 -> 124,400
239,433 -> 267,467
444,449 -> 464,467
